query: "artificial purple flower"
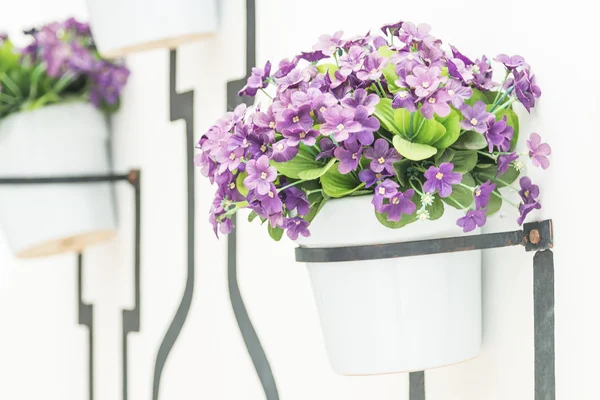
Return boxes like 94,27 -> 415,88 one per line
194,152 -> 217,180
372,179 -> 399,211
252,184 -> 283,215
496,152 -> 519,176
399,22 -> 432,44
392,90 -> 418,112
228,123 -> 252,150
457,209 -> 487,232
518,176 -> 540,205
356,52 -> 388,81
406,65 -> 443,98
444,79 -> 473,108
345,106 -> 379,145
339,45 -> 366,75
460,101 -> 492,133
334,141 -> 362,174
216,146 -> 245,173
340,88 -> 379,114
381,20 -> 404,36
321,105 -> 362,142
390,51 -> 422,74
470,57 -> 495,91
359,169 -> 392,188
283,186 -> 310,216
363,139 -> 401,173
447,58 -> 474,83
420,90 -> 451,119
449,45 -> 474,66
284,217 -> 311,240
276,67 -> 308,91
275,104 -> 313,134
253,108 -> 277,140
513,69 -> 542,112
244,155 -> 277,195
284,129 -> 320,147
247,132 -> 274,159
527,133 -> 551,169
314,138 -> 336,161
239,61 -> 271,97
270,139 -> 299,162
517,201 -> 541,226
494,54 -> 528,70
273,58 -> 297,79
380,189 -> 417,221
485,115 -> 514,152
312,31 -> 346,56
420,37 -> 444,64
423,162 -> 462,198
474,180 -> 496,209
297,50 -> 328,63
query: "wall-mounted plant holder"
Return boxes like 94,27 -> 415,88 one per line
86,0 -> 219,58
296,219 -> 555,399
0,103 -> 116,258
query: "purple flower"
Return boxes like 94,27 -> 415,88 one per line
420,90 -> 451,119
517,202 -> 541,226
276,67 -> 308,92
420,38 -> 444,64
284,217 -> 311,240
284,129 -> 319,147
471,57 -> 495,91
273,58 -> 297,79
519,176 -> 540,205
460,101 -> 492,133
372,179 -> 399,211
247,132 -> 273,159
450,45 -> 474,66
527,133 -> 551,169
253,108 -> 277,139
339,45 -> 366,75
215,146 -> 244,173
238,61 -> 271,97
356,52 -> 388,81
244,155 -> 277,195
283,186 -> 309,216
271,139 -> 299,162
496,152 -> 519,176
447,58 -> 474,83
399,22 -> 432,44
474,180 -> 496,209
391,51 -> 422,73
321,105 -> 362,142
363,139 -> 401,173
485,115 -> 514,152
512,69 -> 541,112
297,50 -> 328,63
444,79 -> 472,108
423,162 -> 462,198
392,90 -> 418,112
275,105 -> 313,134
381,20 -> 404,36
252,184 -> 283,215
359,169 -> 392,188
312,31 -> 346,56
380,189 -> 417,221
316,137 -> 336,160
457,210 -> 487,232
406,65 -> 443,98
334,141 -> 362,174
340,88 -> 379,114
494,54 -> 528,70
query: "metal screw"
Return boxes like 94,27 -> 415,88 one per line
529,229 -> 541,245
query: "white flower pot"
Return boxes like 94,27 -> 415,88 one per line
0,103 -> 116,258
86,0 -> 219,58
296,196 -> 482,375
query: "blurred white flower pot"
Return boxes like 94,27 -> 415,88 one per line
0,102 -> 116,258
296,196 -> 481,375
86,0 -> 219,58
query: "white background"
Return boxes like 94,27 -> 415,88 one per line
0,0 -> 599,399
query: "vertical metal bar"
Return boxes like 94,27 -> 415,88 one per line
534,250 -> 555,400
409,371 -> 425,400
77,252 -> 94,400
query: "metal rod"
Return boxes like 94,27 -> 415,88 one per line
534,250 -> 555,400
77,253 -> 94,400
0,173 -> 130,185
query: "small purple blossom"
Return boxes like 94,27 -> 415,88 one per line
380,189 -> 417,222
512,69 -> 541,112
460,101 -> 492,133
297,50 -> 328,63
363,139 -> 401,174
334,141 -> 362,174
339,45 -> 366,75
420,90 -> 451,119
321,105 -> 362,142
316,138 -> 336,160
252,184 -> 283,215
474,180 -> 496,209
275,105 -> 313,134
527,133 -> 551,169
358,169 -> 392,188
345,106 -> 379,146
494,54 -> 528,70
485,115 -> 514,152
244,155 -> 277,195
283,186 -> 310,216
391,51 -> 422,73
517,177 -> 541,225
444,79 -> 473,108
284,129 -> 320,147
372,179 -> 399,211
406,65 -> 444,98
340,88 -> 379,114
284,217 -> 311,240
270,139 -> 298,162
215,146 -> 244,173
273,58 -> 297,79
399,22 -> 432,44
239,61 -> 271,97
517,202 -> 541,226
457,210 -> 487,232
392,90 -> 418,112
356,52 -> 388,81
423,162 -> 462,198
313,31 -> 346,56
496,152 -> 519,176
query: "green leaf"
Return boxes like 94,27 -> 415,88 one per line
392,159 -> 412,186
393,106 -> 411,135
434,148 -> 456,165
485,190 -> 502,216
474,165 -> 519,187
412,116 -> 447,146
428,195 -> 445,221
452,130 -> 488,150
451,150 -> 478,173
374,190 -> 421,229
321,168 -> 365,198
316,63 -> 338,78
298,158 -> 337,180
236,172 -> 249,197
268,225 -> 284,241
392,135 -> 437,161
432,109 -> 461,149
442,173 -> 475,210
305,195 -> 328,223
374,98 -> 401,135
464,88 -> 488,106
379,47 -> 401,93
271,144 -> 322,179
248,211 -> 258,223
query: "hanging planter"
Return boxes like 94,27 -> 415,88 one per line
0,19 -> 130,258
194,20 -> 550,374
86,0 -> 219,58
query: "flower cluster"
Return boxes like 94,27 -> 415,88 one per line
196,20 -> 550,240
0,17 -> 129,120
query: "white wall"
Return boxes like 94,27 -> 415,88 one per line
1,0 -> 599,399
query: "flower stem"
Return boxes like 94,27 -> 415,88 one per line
409,112 -> 415,138
493,70 -> 510,104
333,52 -> 339,67
477,151 -> 497,159
279,179 -> 307,191
377,80 -> 386,98
445,195 -> 469,211
260,88 -> 273,100
409,178 -> 424,196
493,177 -> 519,191
371,83 -> 384,98
491,191 -> 519,208
491,94 -> 517,113
458,182 -> 475,191
0,72 -> 23,98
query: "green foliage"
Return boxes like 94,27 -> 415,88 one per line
392,159 -> 411,186
392,135 -> 437,161
236,172 -> 249,196
321,167 -> 365,198
442,173 -> 475,210
450,150 -> 478,173
271,144 -> 324,179
374,190 -> 444,228
432,110 -> 461,149
485,190 -> 502,216
297,158 -> 337,180
268,225 -> 284,241
474,165 -> 519,187
452,130 -> 488,150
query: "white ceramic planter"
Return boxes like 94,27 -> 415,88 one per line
0,102 -> 116,258
296,196 -> 482,375
86,0 -> 219,58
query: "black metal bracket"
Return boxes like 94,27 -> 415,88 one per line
0,170 -> 141,400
